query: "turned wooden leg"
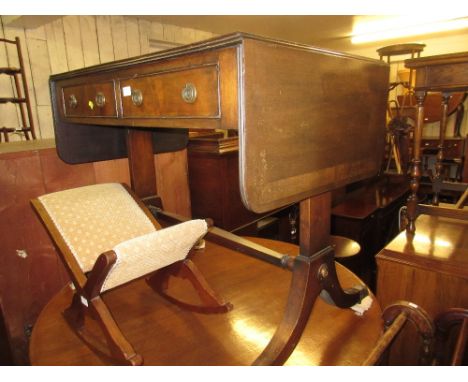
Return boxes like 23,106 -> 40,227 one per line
406,90 -> 426,236
432,93 -> 450,206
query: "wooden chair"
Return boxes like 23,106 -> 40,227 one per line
434,308 -> 468,365
363,301 -> 434,365
31,182 -> 231,365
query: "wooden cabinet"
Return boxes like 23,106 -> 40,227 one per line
187,134 -> 290,235
331,175 -> 409,289
422,137 -> 465,159
421,137 -> 466,182
187,135 -> 261,231
376,214 -> 468,364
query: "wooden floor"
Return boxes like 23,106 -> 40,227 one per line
30,237 -> 383,366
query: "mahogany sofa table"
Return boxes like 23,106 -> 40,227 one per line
29,237 -> 382,366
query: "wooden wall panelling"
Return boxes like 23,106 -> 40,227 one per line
62,16 -> 84,71
44,18 -> 69,74
150,21 -> 165,42
125,17 -> 141,58
39,148 -> 96,192
36,107 -> 54,139
79,16 -> 100,68
26,38 -> 50,106
162,23 -> 177,43
138,18 -> 151,55
24,25 -> 46,41
96,16 -> 115,64
0,149 -> 68,364
26,35 -> 53,139
176,25 -> 196,45
43,19 -> 68,140
110,16 -> 129,60
93,158 -> 131,185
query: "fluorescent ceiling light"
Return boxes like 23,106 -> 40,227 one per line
351,16 -> 468,44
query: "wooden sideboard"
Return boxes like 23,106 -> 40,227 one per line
187,134 -> 264,232
187,134 -> 296,241
331,174 -> 409,289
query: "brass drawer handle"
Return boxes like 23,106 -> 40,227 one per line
68,94 -> 78,109
95,92 -> 106,108
181,83 -> 197,103
131,89 -> 143,106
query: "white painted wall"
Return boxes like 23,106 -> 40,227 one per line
0,16 -> 216,141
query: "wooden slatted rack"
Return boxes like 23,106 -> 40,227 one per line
0,37 -> 36,142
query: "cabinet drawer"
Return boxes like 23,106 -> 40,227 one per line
422,139 -> 464,158
120,64 -> 220,119
62,81 -> 117,117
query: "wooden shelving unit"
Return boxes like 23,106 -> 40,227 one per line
0,37 -> 36,142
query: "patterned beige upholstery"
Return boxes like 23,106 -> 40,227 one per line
38,183 -> 156,272
102,219 -> 208,292
37,183 -> 207,293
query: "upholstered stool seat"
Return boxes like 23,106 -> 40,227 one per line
32,183 -> 228,365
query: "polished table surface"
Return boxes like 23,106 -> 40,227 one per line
30,237 -> 383,366
377,213 -> 468,279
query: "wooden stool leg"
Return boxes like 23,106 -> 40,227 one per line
147,259 -> 233,314
63,293 -> 143,366
62,253 -> 143,366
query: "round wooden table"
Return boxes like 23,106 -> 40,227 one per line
29,237 -> 383,365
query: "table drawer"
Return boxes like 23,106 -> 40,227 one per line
120,64 -> 220,119
62,81 -> 117,117
422,139 -> 464,158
